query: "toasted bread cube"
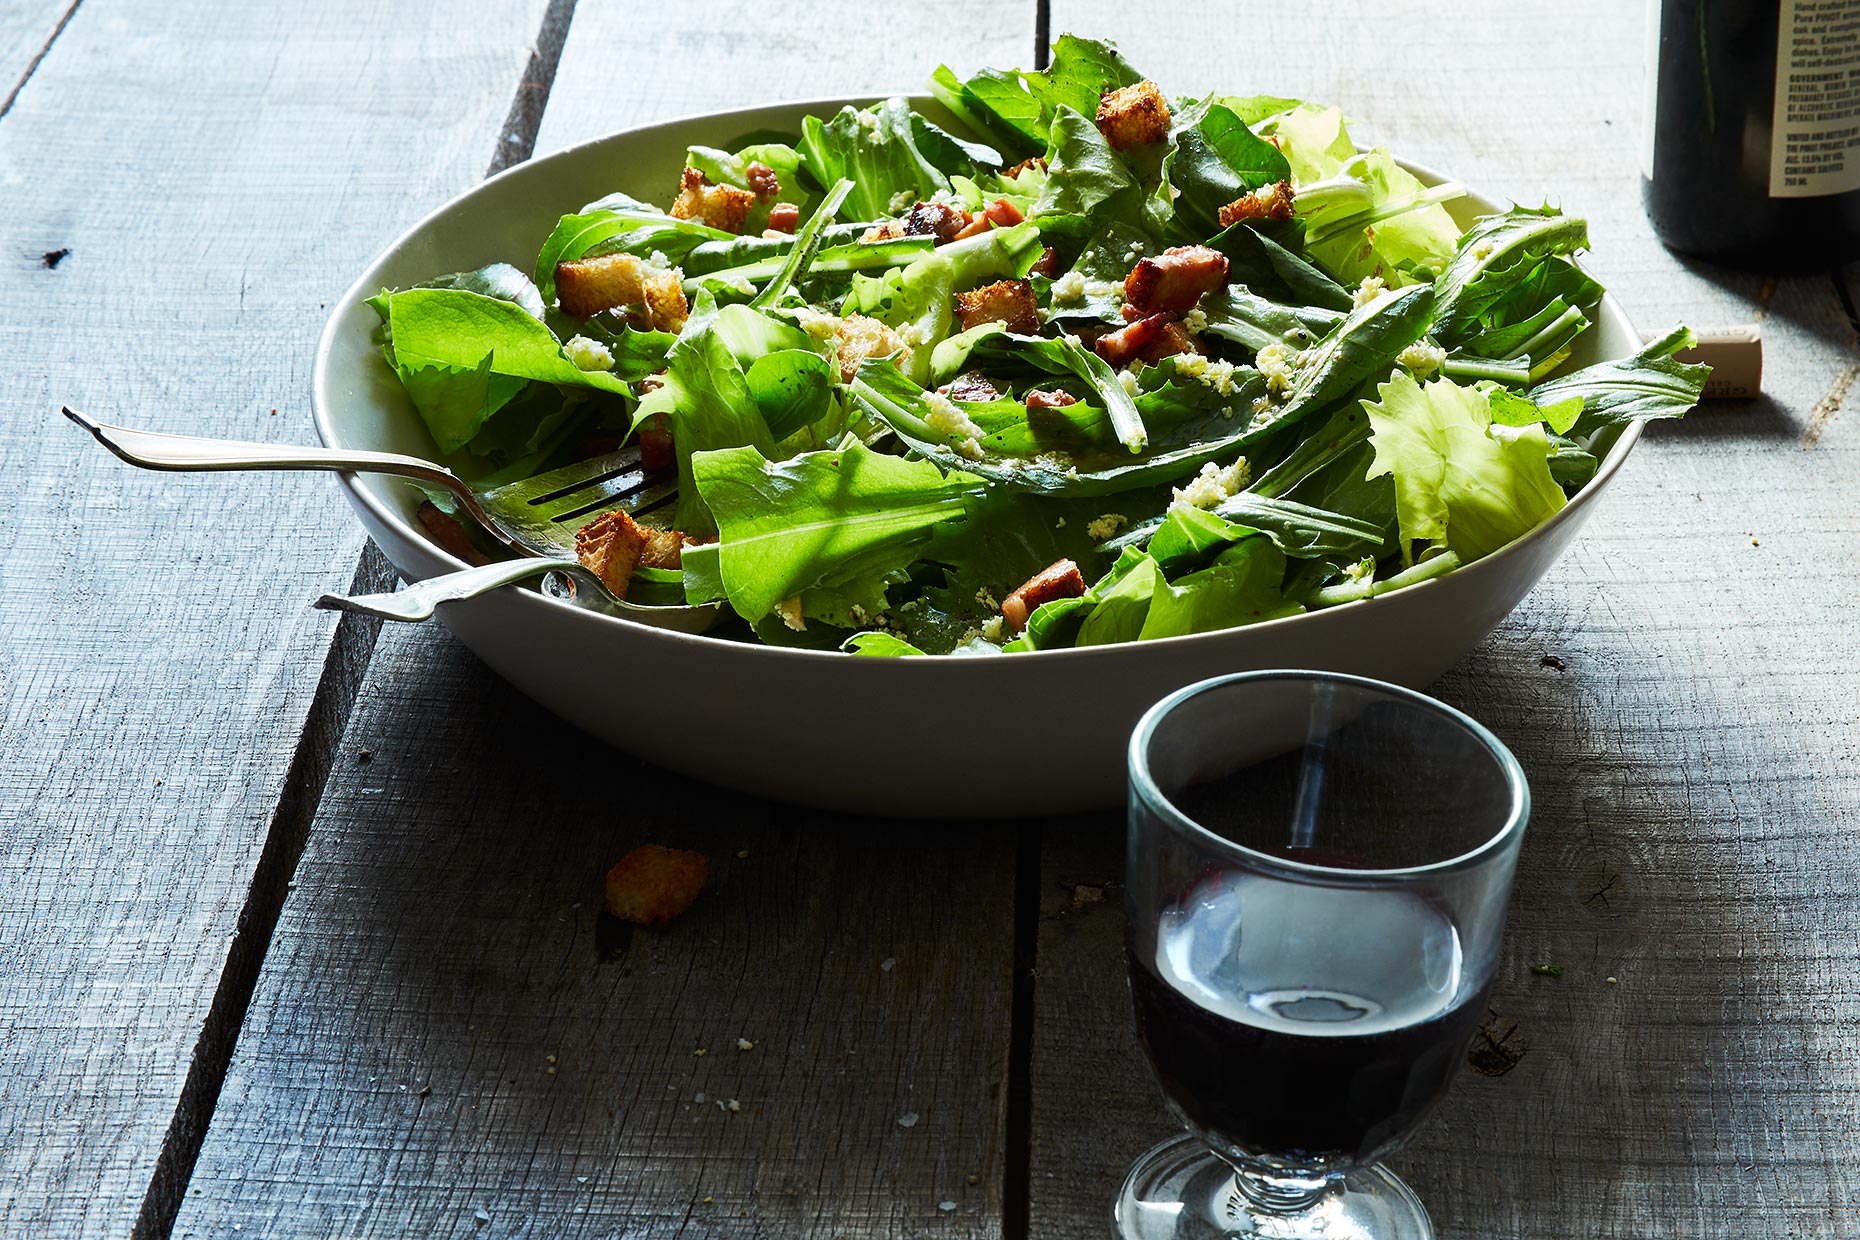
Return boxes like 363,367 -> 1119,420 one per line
554,251 -> 690,332
1096,80 -> 1171,150
833,314 -> 911,382
954,278 -> 1039,334
604,844 -> 708,926
1001,559 -> 1087,633
1218,180 -> 1297,228
574,508 -> 647,599
669,167 -> 755,233
860,220 -> 908,242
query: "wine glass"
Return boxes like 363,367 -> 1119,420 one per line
1119,671 -> 1528,1240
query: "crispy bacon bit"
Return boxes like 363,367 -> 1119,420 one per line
604,844 -> 708,926
1004,157 -> 1049,179
1217,180 -> 1296,228
669,167 -> 756,233
1001,559 -> 1087,633
1030,246 -> 1061,277
834,314 -> 911,382
638,414 -> 675,473
415,501 -> 489,566
1096,80 -> 1171,150
1094,311 -> 1176,367
766,202 -> 801,233
943,371 -> 1003,402
951,214 -> 994,241
554,252 -> 690,331
576,509 -> 691,598
1124,245 -> 1230,316
1139,320 -> 1201,364
903,201 -> 972,244
744,161 -> 781,199
954,278 -> 1040,334
982,197 -> 1025,227
1024,388 -> 1078,409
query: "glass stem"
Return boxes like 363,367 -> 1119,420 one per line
1231,1165 -> 1334,1215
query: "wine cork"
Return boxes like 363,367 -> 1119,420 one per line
1642,324 -> 1762,400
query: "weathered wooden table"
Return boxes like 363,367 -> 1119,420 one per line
3,2 -> 1856,1236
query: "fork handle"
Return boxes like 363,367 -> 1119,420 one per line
63,406 -> 480,509
313,558 -> 577,622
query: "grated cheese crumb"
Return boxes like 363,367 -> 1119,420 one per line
980,615 -> 1005,643
1050,271 -> 1087,304
1172,459 -> 1253,509
1398,340 -> 1447,375
1181,307 -> 1208,334
887,189 -> 918,215
924,391 -> 986,460
1117,370 -> 1140,397
1254,343 -> 1295,396
975,586 -> 1000,611
1085,513 -> 1129,540
1351,275 -> 1388,309
794,305 -> 842,340
563,335 -> 615,372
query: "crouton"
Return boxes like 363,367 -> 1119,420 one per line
1096,80 -> 1171,150
554,251 -> 690,331
604,844 -> 708,926
954,278 -> 1040,334
1004,156 -> 1048,179
1124,245 -> 1230,316
1218,180 -> 1296,228
943,371 -> 1003,402
575,508 -> 690,598
833,314 -> 911,382
1001,559 -> 1087,633
415,501 -> 489,566
766,202 -> 801,233
860,221 -> 907,242
669,167 -> 755,232
904,201 -> 972,244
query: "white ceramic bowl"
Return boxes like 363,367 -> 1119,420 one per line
315,97 -> 1640,818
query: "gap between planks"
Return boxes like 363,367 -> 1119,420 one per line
125,3 -> 583,1233
0,0 -> 84,122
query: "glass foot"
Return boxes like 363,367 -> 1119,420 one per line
1113,1133 -> 1432,1240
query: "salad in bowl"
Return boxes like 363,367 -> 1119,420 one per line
363,36 -> 1705,663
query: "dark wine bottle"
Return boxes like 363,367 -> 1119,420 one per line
1644,0 -> 1860,271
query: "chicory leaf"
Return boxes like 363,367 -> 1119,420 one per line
1527,324 -> 1709,433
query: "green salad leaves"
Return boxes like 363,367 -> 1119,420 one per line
367,35 -> 1709,655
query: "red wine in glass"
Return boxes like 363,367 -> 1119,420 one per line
1129,869 -> 1490,1168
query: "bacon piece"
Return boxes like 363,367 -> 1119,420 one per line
902,201 -> 971,244
982,197 -> 1024,227
637,414 -> 675,473
1096,80 -> 1171,150
766,202 -> 800,233
1124,245 -> 1230,316
1024,388 -> 1078,409
954,278 -> 1040,334
943,371 -> 1003,402
1218,180 -> 1296,228
669,167 -> 755,233
952,214 -> 993,241
1030,246 -> 1060,277
1138,321 -> 1201,364
1094,311 -> 1176,367
744,161 -> 781,199
415,501 -> 488,566
1000,559 -> 1087,633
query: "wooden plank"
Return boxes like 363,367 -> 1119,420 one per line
0,2 -> 552,1236
0,0 -> 74,115
172,5 -> 1037,1237
171,626 -> 1019,1240
533,0 -> 1037,152
1030,4 -> 1860,1236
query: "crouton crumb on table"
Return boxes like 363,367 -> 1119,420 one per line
8,6 -> 1855,1240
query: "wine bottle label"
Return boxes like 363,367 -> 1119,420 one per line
1770,0 -> 1860,197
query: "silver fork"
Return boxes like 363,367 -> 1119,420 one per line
64,407 -> 721,630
